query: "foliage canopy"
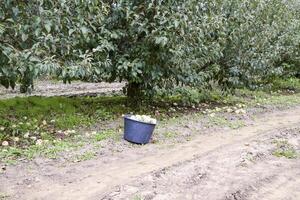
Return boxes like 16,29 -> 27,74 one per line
0,0 -> 299,97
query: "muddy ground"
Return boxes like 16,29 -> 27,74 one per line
0,81 -> 125,99
1,104 -> 300,200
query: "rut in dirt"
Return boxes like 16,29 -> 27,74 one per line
105,127 -> 300,200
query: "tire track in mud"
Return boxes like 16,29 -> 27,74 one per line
107,127 -> 300,200
223,130 -> 300,200
226,167 -> 300,200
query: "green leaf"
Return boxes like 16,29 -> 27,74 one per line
174,20 -> 180,28
45,23 -> 51,33
154,36 -> 169,47
68,29 -> 75,36
21,34 -> 28,42
80,26 -> 89,35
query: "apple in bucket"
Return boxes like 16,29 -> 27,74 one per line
123,115 -> 157,144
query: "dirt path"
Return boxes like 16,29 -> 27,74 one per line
107,127 -> 300,200
0,81 -> 124,99
1,106 -> 300,200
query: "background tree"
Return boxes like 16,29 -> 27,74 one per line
0,0 -> 299,99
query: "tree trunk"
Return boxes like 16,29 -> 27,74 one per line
126,82 -> 142,106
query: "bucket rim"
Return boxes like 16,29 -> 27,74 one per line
124,114 -> 157,125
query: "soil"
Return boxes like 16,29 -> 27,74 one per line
0,81 -> 125,99
1,105 -> 300,200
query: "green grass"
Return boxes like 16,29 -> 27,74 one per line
0,95 -> 129,125
0,128 -> 120,163
72,151 -> 97,162
222,87 -> 300,108
132,195 -> 143,200
0,95 -> 169,162
0,139 -> 84,163
270,78 -> 300,92
207,115 -> 245,129
163,131 -> 178,138
93,129 -> 119,141
0,96 -> 130,147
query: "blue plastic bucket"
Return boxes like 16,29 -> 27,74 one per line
123,115 -> 156,144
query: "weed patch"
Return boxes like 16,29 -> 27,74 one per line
93,129 -> 119,142
207,115 -> 245,129
72,151 -> 97,162
272,140 -> 298,159
0,139 -> 84,163
0,193 -> 9,200
270,78 -> 300,92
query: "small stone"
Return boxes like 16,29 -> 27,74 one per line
170,108 -> 176,112
140,191 -> 155,200
183,132 -> 192,137
0,165 -> 6,173
124,186 -> 139,194
215,107 -> 221,112
30,136 -> 37,141
235,109 -> 246,114
64,131 -> 69,136
36,139 -> 43,146
24,132 -> 30,138
155,110 -> 160,116
2,141 -> 9,146
227,108 -> 233,113
239,109 -> 246,114
43,140 -> 49,144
